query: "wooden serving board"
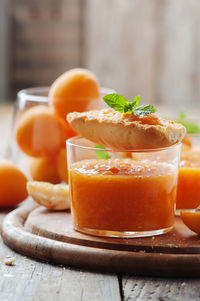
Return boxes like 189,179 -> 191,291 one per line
2,199 -> 200,277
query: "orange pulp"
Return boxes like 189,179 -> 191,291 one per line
176,149 -> 200,210
70,159 -> 177,232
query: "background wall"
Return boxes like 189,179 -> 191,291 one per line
83,0 -> 200,107
1,0 -> 200,109
0,0 -> 82,100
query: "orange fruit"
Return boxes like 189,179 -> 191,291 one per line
181,135 -> 192,151
180,211 -> 200,234
0,160 -> 27,207
57,148 -> 68,183
15,105 -> 71,157
49,68 -> 101,119
29,157 -> 60,184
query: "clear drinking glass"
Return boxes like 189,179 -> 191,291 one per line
176,133 -> 200,211
67,137 -> 181,238
12,87 -> 115,179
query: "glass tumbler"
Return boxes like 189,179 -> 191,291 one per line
176,133 -> 200,212
12,87 -> 114,181
67,137 -> 181,238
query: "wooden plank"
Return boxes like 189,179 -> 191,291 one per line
3,201 -> 200,277
0,104 -> 13,158
0,0 -> 11,100
158,0 -> 200,107
11,0 -> 82,94
83,0 -> 160,104
25,206 -> 200,255
122,276 -> 200,301
0,236 -> 120,301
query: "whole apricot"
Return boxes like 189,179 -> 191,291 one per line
30,157 -> 60,184
15,105 -> 71,157
57,148 -> 68,183
49,68 -> 101,119
0,160 -> 27,207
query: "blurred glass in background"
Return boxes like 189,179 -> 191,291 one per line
0,0 -> 200,113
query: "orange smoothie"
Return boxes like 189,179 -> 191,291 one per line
70,159 -> 177,233
176,150 -> 200,210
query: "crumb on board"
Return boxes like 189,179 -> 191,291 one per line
4,256 -> 15,266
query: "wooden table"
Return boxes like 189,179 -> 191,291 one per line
0,104 -> 200,301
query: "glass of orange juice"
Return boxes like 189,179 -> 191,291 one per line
67,137 -> 181,238
176,133 -> 200,212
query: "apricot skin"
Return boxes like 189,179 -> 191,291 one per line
49,68 -> 101,119
15,105 -> 70,157
57,148 -> 68,183
181,211 -> 200,234
0,160 -> 27,207
30,157 -> 60,184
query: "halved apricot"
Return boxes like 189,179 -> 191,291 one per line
180,211 -> 200,234
0,160 -> 27,207
15,105 -> 70,157
49,68 -> 101,119
29,157 -> 60,184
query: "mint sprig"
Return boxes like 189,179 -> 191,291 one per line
95,144 -> 111,159
133,105 -> 156,116
103,93 -> 156,116
177,112 -> 200,134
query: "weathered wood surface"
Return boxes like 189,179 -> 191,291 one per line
0,0 -> 11,100
3,201 -> 200,277
0,104 -> 14,158
3,0 -> 200,108
122,276 -> 200,301
83,0 -> 200,109
158,0 -> 200,107
1,104 -> 200,300
84,0 -> 160,105
0,235 -> 121,301
11,0 -> 82,96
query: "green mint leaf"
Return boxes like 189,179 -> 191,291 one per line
103,93 -> 156,116
124,102 -> 133,113
95,144 -> 111,159
177,120 -> 200,134
131,95 -> 140,109
177,112 -> 200,133
179,111 -> 187,120
103,93 -> 131,113
133,105 -> 156,116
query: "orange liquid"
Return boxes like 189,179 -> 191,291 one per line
176,150 -> 200,210
70,159 -> 177,232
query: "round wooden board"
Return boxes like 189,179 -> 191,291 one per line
2,199 -> 200,277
